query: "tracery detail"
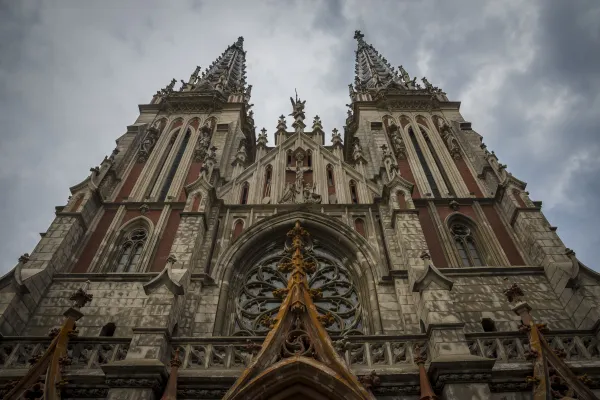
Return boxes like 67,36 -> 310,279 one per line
114,228 -> 148,272
234,254 -> 362,336
450,222 -> 482,267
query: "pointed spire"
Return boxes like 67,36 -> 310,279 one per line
353,30 -> 402,91
194,36 -> 247,94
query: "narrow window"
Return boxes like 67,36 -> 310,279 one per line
172,323 -> 179,337
354,218 -> 366,237
423,129 -> 455,196
70,195 -> 84,212
192,193 -> 202,211
159,129 -> 191,201
287,151 -> 293,166
481,318 -> 496,332
147,130 -> 178,198
396,191 -> 406,209
307,151 -> 312,167
240,182 -> 249,205
450,222 -> 483,267
409,128 -> 440,197
326,165 -> 335,187
115,227 -> 148,272
512,189 -> 527,208
349,180 -> 359,204
99,322 -> 116,337
263,166 -> 272,198
232,219 -> 244,241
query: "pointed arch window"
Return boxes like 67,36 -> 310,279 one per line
263,165 -> 273,198
422,128 -> 455,196
240,182 -> 249,205
114,227 -> 148,272
307,150 -> 312,167
450,222 -> 482,267
232,219 -> 244,241
159,129 -> 191,201
409,128 -> 440,198
349,180 -> 359,204
287,150 -> 293,166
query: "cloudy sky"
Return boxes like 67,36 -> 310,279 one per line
1,0 -> 599,274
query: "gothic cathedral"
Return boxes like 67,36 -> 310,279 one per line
1,32 -> 600,400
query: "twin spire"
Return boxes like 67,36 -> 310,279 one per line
160,31 -> 442,106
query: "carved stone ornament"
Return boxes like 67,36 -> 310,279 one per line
222,221 -> 376,400
137,126 -> 160,163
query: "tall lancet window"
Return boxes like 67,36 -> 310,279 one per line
158,129 -> 191,201
422,128 -> 455,196
409,128 -> 440,198
450,222 -> 482,267
115,228 -> 148,272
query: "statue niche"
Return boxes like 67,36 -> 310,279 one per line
280,149 -> 321,204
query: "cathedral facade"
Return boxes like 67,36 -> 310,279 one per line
1,32 -> 600,399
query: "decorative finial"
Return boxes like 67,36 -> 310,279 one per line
353,30 -> 364,41
18,253 -> 30,264
69,280 -> 93,310
260,127 -> 267,135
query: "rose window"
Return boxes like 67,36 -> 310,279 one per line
233,254 -> 362,336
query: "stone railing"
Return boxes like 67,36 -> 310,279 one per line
0,337 -> 130,371
172,335 -> 429,370
466,331 -> 600,363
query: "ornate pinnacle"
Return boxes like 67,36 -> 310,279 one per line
503,283 -> 525,303
18,253 -> 30,264
353,30 -> 364,41
69,280 -> 93,310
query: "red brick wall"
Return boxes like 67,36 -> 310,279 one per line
116,162 -> 145,201
179,161 -> 202,201
417,206 -> 447,267
455,158 -> 484,197
481,205 -> 524,265
72,210 -> 117,272
398,158 -> 420,199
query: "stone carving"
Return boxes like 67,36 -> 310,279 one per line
280,162 -> 320,204
137,126 -> 160,163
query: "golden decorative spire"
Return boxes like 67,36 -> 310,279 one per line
160,348 -> 182,400
504,283 -> 598,400
222,221 -> 375,400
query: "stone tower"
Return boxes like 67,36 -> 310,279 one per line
1,32 -> 600,399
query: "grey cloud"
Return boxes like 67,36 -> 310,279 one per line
0,0 -> 599,273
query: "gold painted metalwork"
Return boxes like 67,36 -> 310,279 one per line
223,221 -> 375,400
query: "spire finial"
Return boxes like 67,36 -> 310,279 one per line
354,30 -> 364,41
235,36 -> 244,47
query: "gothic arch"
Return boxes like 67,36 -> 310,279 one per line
99,215 -> 154,273
211,211 -> 385,335
444,212 -> 486,267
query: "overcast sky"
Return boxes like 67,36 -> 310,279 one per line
1,0 -> 599,274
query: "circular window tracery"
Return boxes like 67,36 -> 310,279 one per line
233,252 -> 362,336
